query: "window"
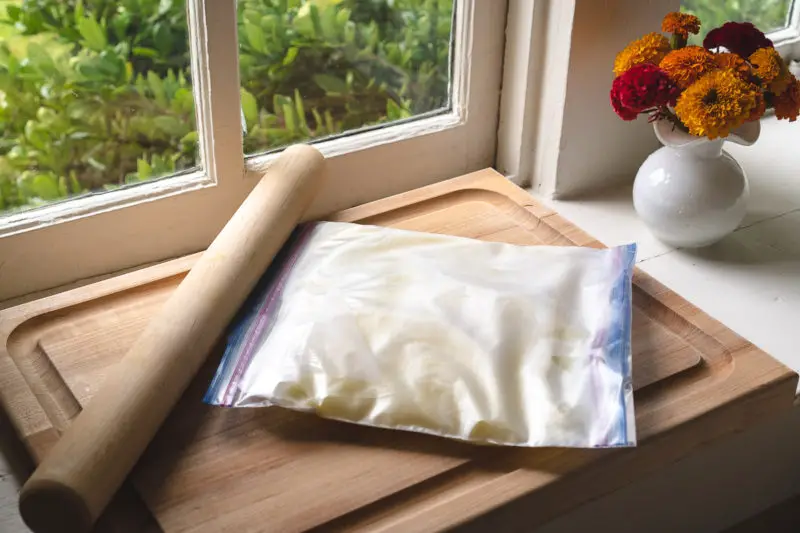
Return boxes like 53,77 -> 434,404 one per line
682,0 -> 800,58
0,1 -> 200,215
237,0 -> 454,156
682,0 -> 795,41
0,0 -> 506,300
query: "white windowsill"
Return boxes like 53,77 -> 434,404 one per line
532,115 -> 800,395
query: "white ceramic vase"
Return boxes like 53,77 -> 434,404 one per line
633,119 -> 760,248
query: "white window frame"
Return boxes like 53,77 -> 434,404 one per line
769,0 -> 800,58
0,0 -> 507,301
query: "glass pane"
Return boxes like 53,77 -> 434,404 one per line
682,0 -> 794,45
238,0 -> 454,156
0,0 -> 199,215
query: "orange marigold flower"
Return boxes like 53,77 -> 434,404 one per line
714,52 -> 753,81
674,69 -> 759,139
659,46 -> 719,89
748,47 -> 783,82
770,75 -> 792,95
748,90 -> 766,122
662,12 -> 700,39
773,74 -> 800,121
613,32 -> 671,76
749,47 -> 791,94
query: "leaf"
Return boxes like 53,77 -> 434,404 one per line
172,87 -> 194,114
158,0 -> 175,17
111,11 -> 131,41
240,88 -> 258,129
261,14 -> 278,35
154,115 -> 185,136
87,157 -> 107,171
282,103 -> 296,133
344,20 -> 356,43
24,121 -> 47,150
386,98 -> 410,121
321,4 -> 341,39
35,107 -> 56,123
243,9 -> 261,27
325,110 -> 335,133
244,22 -> 267,54
74,0 -> 84,24
273,94 -> 292,112
313,74 -> 348,94
310,4 -> 324,36
150,153 -> 175,175
180,131 -> 198,146
336,7 -> 351,26
77,16 -> 107,52
312,108 -> 324,131
70,173 -> 83,194
133,47 -> 159,58
147,71 -> 168,107
26,43 -> 59,78
137,158 -> 153,180
22,173 -> 61,200
283,46 -> 299,66
6,5 -> 21,22
294,89 -> 309,134
386,98 -> 401,121
153,22 -> 173,55
89,50 -> 126,81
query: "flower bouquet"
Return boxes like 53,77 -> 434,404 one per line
611,12 -> 799,138
611,12 -> 798,248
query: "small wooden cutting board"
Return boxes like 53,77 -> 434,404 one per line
0,169 -> 796,532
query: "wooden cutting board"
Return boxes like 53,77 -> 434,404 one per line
0,169 -> 796,532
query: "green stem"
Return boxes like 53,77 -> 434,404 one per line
662,108 -> 688,132
670,34 -> 687,50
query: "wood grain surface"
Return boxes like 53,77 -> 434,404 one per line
0,169 -> 796,533
16,145 -> 327,533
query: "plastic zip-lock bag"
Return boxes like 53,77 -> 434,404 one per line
205,222 -> 637,448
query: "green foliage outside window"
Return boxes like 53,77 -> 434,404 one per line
0,0 -> 452,212
681,0 -> 792,44
2,0 -> 792,212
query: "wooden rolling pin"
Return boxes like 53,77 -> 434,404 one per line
19,145 -> 326,533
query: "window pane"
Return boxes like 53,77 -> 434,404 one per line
238,0 -> 453,156
0,0 -> 198,215
682,0 -> 794,44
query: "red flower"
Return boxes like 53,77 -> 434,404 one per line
610,63 -> 680,121
703,21 -> 773,58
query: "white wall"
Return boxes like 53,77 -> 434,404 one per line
550,0 -> 680,198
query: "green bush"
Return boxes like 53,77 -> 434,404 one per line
681,0 -> 792,43
0,0 -> 452,211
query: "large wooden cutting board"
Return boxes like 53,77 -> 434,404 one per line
0,169 -> 796,532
